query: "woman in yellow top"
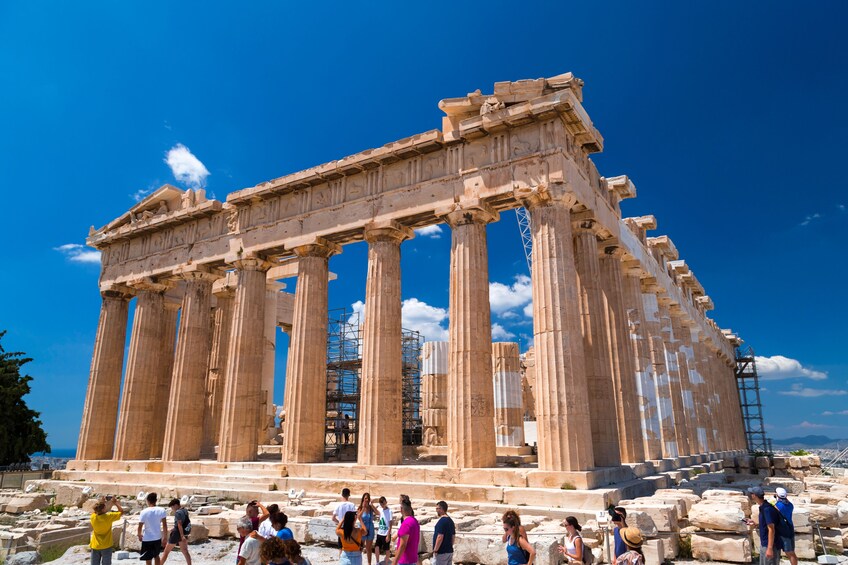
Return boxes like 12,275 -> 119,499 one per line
335,510 -> 367,565
90,496 -> 124,565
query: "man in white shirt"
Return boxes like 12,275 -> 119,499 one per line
236,517 -> 262,565
333,488 -> 356,553
137,493 -> 168,565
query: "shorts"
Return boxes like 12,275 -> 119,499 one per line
375,534 -> 390,551
168,529 -> 186,545
139,540 -> 162,561
433,553 -> 454,565
780,535 -> 795,552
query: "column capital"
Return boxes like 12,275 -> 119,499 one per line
126,277 -> 173,293
570,210 -> 604,235
288,237 -> 341,259
230,254 -> 275,272
164,299 -> 182,312
640,276 -> 663,294
364,220 -> 414,244
437,199 -> 499,227
513,184 -> 578,211
100,284 -> 134,300
171,264 -> 221,283
598,239 -> 625,259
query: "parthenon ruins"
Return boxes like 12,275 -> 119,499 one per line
71,72 -> 748,500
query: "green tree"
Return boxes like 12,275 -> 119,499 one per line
0,331 -> 50,465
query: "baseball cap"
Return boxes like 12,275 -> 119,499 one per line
747,486 -> 765,498
775,487 -> 788,499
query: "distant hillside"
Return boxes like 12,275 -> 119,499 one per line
772,435 -> 848,449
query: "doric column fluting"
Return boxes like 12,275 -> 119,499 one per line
441,202 -> 498,469
572,219 -> 621,467
260,283 -> 281,444
663,304 -> 696,454
77,288 -> 133,461
218,256 -> 274,462
162,269 -> 217,461
621,269 -> 663,460
202,287 -> 234,455
358,222 -> 413,465
114,280 -> 171,460
282,239 -> 340,464
640,286 -> 682,458
518,187 -> 593,471
673,314 -> 707,454
492,342 -> 525,448
599,245 -> 645,464
149,300 -> 180,459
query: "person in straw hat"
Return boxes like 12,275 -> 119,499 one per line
615,527 -> 644,565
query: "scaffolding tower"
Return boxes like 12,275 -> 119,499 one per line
324,308 -> 424,461
735,345 -> 773,454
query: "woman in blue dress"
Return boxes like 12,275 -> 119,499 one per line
357,492 -> 378,565
503,511 -> 535,565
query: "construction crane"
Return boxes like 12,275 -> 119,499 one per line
515,207 -> 533,275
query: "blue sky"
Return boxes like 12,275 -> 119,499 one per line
1,1 -> 846,449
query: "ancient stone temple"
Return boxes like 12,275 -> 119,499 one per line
68,72 -> 748,504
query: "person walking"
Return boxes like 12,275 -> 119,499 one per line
138,493 -> 168,565
160,498 -> 192,565
775,488 -> 797,565
391,501 -> 420,565
432,501 -> 455,565
358,493 -> 378,565
502,511 -> 534,565
237,517 -> 263,565
374,496 -> 392,565
89,496 -> 124,565
745,486 -> 783,565
336,510 -> 367,565
501,510 -> 528,546
615,527 -> 644,565
558,516 -> 588,564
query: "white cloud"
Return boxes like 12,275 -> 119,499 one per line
132,186 -> 155,202
800,213 -> 822,227
794,421 -> 833,429
779,383 -> 847,398
402,298 -> 449,341
414,225 -> 443,239
55,243 -> 101,264
838,204 -> 845,212
165,143 -> 210,189
491,323 -> 516,341
755,355 -> 827,380
523,302 -> 534,318
489,274 -> 532,316
822,410 -> 848,416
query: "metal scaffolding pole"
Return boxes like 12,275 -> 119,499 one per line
735,345 -> 773,454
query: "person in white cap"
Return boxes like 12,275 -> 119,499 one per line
774,487 -> 797,565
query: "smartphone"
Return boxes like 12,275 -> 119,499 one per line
106,495 -> 113,500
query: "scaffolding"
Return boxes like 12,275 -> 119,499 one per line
324,308 -> 424,461
735,345 -> 773,454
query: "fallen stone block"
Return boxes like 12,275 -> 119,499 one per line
54,485 -> 90,508
3,494 -> 51,514
5,551 -> 38,565
627,511 -> 658,538
756,457 -> 771,469
195,505 -> 224,515
814,528 -> 844,553
643,538 -> 664,565
617,502 -> 678,531
772,457 -> 788,470
305,517 -> 337,544
801,503 -> 841,528
794,532 -> 815,560
657,532 -> 679,559
763,477 -> 805,495
691,532 -> 751,563
688,500 -> 747,533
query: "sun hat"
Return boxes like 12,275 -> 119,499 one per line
775,487 -> 788,499
621,527 -> 643,548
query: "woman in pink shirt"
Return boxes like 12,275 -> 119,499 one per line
391,501 -> 419,565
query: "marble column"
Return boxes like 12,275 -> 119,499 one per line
621,269 -> 663,460
149,300 -> 180,459
519,188 -> 593,471
572,220 -> 621,467
260,283 -> 281,444
675,316 -> 708,454
442,203 -> 498,469
282,239 -> 339,463
664,305 -> 696,454
77,288 -> 132,461
202,287 -> 234,455
162,270 -> 217,461
492,342 -> 525,448
358,222 -> 412,465
114,280 -> 171,460
640,287 -> 682,458
421,341 -> 448,447
218,257 -> 274,462
599,245 -> 645,464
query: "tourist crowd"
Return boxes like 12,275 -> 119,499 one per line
87,483 -> 798,565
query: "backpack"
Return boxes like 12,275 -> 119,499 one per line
178,508 -> 191,534
577,533 -> 593,565
765,502 -> 791,538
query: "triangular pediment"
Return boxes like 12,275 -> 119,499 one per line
91,184 -> 211,237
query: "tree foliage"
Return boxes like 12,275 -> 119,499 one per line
0,330 -> 50,465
